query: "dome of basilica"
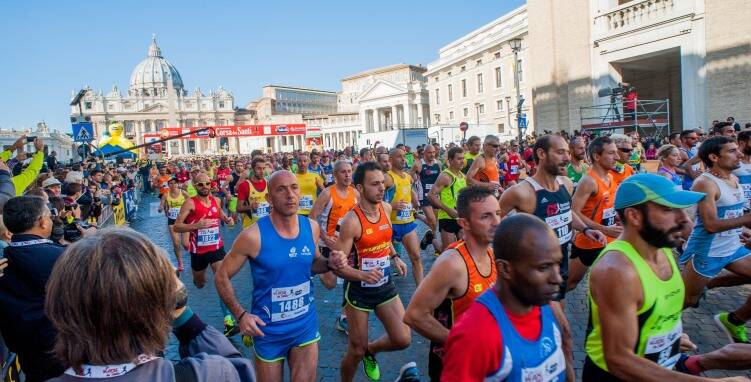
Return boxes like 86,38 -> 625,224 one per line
128,35 -> 184,97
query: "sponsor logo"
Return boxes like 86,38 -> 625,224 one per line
366,228 -> 373,235
289,247 -> 297,257
302,246 -> 312,256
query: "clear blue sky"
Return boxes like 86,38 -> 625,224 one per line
0,0 -> 525,131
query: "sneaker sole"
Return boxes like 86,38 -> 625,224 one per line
714,314 -> 740,344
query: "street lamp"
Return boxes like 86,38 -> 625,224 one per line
509,37 -> 524,143
474,102 -> 480,129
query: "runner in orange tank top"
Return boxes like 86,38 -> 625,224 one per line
467,135 -> 503,197
404,186 -> 500,381
570,136 -> 623,291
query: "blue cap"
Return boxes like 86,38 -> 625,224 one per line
614,173 -> 705,209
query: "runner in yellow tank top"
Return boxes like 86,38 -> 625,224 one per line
295,153 -> 324,216
159,177 -> 190,272
237,157 -> 269,228
384,148 -> 424,285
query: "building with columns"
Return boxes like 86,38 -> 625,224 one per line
70,36 -> 240,156
0,122 -> 75,163
527,0 -> 751,133
425,5 -> 530,144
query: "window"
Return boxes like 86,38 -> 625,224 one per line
495,66 -> 502,88
478,104 -> 485,114
447,71 -> 451,77
517,59 -> 524,82
434,114 -> 441,123
476,59 -> 482,66
435,76 -> 439,82
461,79 -> 467,97
219,101 -> 225,108
477,73 -> 484,94
463,108 -> 469,117
449,111 -> 454,120
498,123 -> 505,133
496,100 -> 504,111
435,88 -> 440,105
460,65 -> 466,72
448,84 -> 453,101
85,102 -> 92,110
494,52 -> 501,59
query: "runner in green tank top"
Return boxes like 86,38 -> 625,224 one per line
583,174 -> 711,381
428,147 -> 467,252
566,136 -> 589,187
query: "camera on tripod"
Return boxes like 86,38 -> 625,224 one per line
597,82 -> 630,98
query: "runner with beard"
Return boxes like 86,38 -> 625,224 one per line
174,173 -> 237,337
500,134 -> 606,299
581,174 -> 751,381
404,186 -> 499,381
336,162 -> 419,382
413,144 -> 441,253
681,136 -> 751,344
566,136 -> 589,188
569,136 -> 623,291
428,147 -> 468,252
462,136 -> 482,174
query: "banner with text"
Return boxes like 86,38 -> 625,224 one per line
143,124 -> 306,140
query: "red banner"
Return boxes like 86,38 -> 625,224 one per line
145,124 -> 307,139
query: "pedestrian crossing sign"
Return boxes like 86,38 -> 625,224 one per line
72,122 -> 94,142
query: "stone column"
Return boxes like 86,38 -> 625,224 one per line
374,109 -> 381,133
416,104 -> 424,127
391,106 -> 397,130
404,103 -> 413,129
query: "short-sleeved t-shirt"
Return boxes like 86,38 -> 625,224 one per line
441,300 -> 541,381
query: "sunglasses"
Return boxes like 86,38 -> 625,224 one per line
194,182 -> 211,187
618,148 -> 633,153
489,143 -> 501,148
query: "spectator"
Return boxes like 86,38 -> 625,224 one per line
0,160 -> 15,211
45,228 -> 256,382
0,216 -> 11,251
728,116 -> 741,132
645,143 -> 657,160
46,150 -> 58,171
43,176 -> 63,197
0,136 -> 45,195
0,196 -> 66,381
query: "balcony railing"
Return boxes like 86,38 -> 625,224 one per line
593,0 -> 698,40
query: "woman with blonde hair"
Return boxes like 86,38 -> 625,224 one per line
45,227 -> 256,382
656,144 -> 683,189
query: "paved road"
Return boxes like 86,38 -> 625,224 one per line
129,194 -> 750,380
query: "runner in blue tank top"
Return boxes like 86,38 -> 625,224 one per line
215,171 -> 349,382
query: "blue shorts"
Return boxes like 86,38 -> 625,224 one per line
685,246 -> 751,278
251,323 -> 320,362
392,222 -> 417,242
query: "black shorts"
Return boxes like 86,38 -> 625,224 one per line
438,219 -> 461,234
344,279 -> 398,312
167,218 -> 176,226
190,248 -> 226,272
554,243 -> 570,302
571,244 -> 604,267
419,197 -> 433,207
582,356 -> 622,381
320,246 -> 331,258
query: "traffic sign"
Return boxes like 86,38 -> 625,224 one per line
72,122 -> 94,142
459,121 -> 469,132
518,115 -> 528,129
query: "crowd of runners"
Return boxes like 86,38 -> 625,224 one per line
4,124 -> 751,381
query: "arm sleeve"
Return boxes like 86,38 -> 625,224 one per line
173,308 -> 256,382
441,307 -> 502,382
0,170 -> 16,209
12,151 -> 44,195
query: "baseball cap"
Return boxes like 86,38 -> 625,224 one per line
42,177 -> 62,188
615,173 -> 705,209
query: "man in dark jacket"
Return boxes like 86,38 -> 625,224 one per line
0,196 -> 65,381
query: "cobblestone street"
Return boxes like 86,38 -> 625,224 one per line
130,195 -> 750,380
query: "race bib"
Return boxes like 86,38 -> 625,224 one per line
546,211 -> 572,244
397,205 -> 413,221
644,321 -> 682,369
719,208 -> 744,238
601,207 -> 616,227
325,173 -> 334,184
254,202 -> 270,218
510,165 -> 519,175
361,256 -> 389,287
168,207 -> 180,220
424,183 -> 433,191
742,184 -> 751,206
299,195 -> 314,210
270,281 -> 311,322
196,226 -> 219,247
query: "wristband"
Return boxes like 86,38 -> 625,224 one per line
237,310 -> 248,321
582,227 -> 592,235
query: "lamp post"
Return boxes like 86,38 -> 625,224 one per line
474,102 -> 480,130
510,37 -> 523,144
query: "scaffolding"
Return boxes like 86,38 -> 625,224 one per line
580,98 -> 670,138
